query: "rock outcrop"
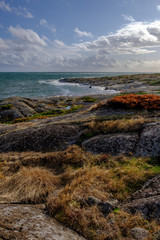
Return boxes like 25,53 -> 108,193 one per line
0,121 -> 82,152
82,133 -> 138,155
135,122 -> 160,157
0,204 -> 85,240
122,175 -> 160,222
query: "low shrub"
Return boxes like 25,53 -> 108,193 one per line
106,94 -> 160,110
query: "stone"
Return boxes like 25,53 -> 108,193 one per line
97,201 -> 114,217
82,133 -> 138,155
123,175 -> 160,222
131,227 -> 149,240
0,121 -> 82,152
136,122 -> 160,157
0,204 -> 85,240
86,196 -> 101,206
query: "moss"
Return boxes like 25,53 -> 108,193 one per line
0,104 -> 13,111
81,96 -> 98,102
13,105 -> 83,123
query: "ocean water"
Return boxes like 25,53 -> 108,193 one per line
0,72 -> 136,100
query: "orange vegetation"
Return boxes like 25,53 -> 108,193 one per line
105,94 -> 160,110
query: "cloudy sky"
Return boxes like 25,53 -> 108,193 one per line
1,0 -> 160,72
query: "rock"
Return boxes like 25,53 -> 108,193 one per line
86,196 -> 101,206
131,227 -> 149,240
86,196 -> 119,217
82,133 -> 138,155
123,175 -> 160,222
97,201 -> 114,217
136,122 -> 160,157
0,204 -> 85,240
0,121 -> 82,152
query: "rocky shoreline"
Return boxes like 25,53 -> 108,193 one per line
0,73 -> 160,239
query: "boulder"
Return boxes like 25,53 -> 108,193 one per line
123,175 -> 160,222
82,133 -> 138,155
130,227 -> 149,240
136,122 -> 160,157
0,122 -> 82,152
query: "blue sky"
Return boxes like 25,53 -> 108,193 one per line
1,0 -> 160,71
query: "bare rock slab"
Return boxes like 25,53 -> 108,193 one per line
0,122 -> 82,152
0,204 -> 85,240
82,133 -> 138,155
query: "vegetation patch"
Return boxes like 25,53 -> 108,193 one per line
0,104 -> 13,111
47,155 -> 160,240
100,94 -> 160,110
13,105 -> 83,123
1,146 -> 160,239
0,167 -> 60,203
81,96 -> 98,102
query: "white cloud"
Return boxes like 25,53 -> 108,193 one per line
122,14 -> 135,22
2,20 -> 160,71
0,1 -> 11,11
74,28 -> 93,38
40,19 -> 56,33
9,26 -> 47,47
0,1 -> 33,18
157,5 -> 160,11
14,7 -> 34,18
75,20 -> 160,55
54,40 -> 65,47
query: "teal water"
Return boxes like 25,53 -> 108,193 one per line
0,72 -> 136,100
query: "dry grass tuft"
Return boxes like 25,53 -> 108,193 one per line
0,167 -> 60,203
86,117 -> 145,134
0,145 -> 88,174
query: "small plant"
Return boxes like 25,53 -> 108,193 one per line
0,104 -> 13,110
81,96 -> 98,102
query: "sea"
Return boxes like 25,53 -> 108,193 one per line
0,72 -> 137,100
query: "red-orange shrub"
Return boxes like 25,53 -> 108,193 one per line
106,94 -> 160,110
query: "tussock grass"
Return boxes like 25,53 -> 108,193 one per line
0,167 -> 60,203
47,162 -> 160,240
86,117 -> 145,134
0,145 -> 89,174
1,147 -> 160,239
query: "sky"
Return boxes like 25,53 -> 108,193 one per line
1,0 -> 160,72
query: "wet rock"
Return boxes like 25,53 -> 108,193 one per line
82,133 -> 138,155
0,204 -> 85,240
136,122 -> 160,157
123,175 -> 160,222
131,227 -> 149,240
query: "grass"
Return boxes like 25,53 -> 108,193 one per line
13,105 -> 83,123
78,117 -> 145,144
0,146 -> 160,239
86,117 -> 145,134
0,167 -> 60,203
81,96 -> 98,102
46,155 -> 160,240
0,104 -> 13,110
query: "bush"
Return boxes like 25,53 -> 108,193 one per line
106,94 -> 160,110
